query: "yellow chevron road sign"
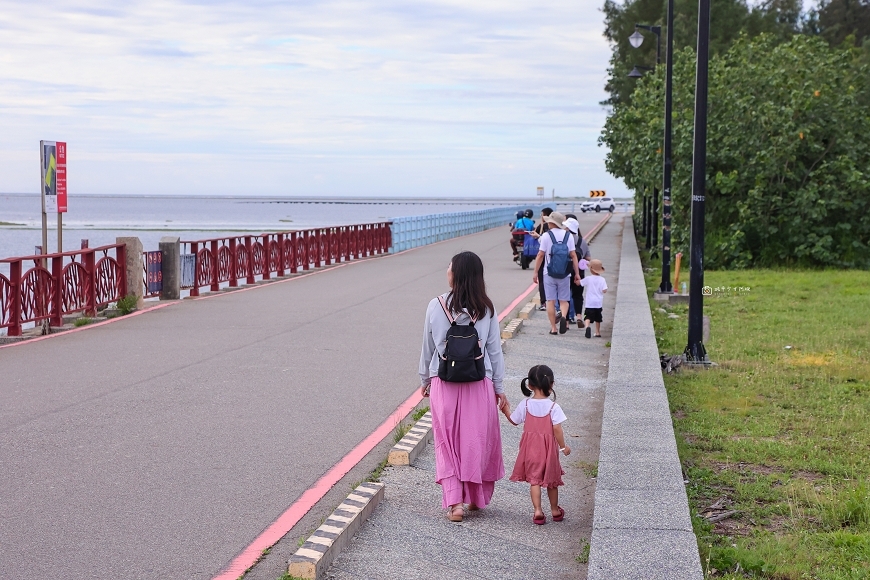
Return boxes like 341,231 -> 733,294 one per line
589,190 -> 606,197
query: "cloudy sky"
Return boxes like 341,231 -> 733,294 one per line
0,0 -> 627,198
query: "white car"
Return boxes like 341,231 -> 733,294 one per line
580,197 -> 616,213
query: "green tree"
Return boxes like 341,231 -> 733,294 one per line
602,0 -> 804,106
601,34 -> 870,268
808,0 -> 870,46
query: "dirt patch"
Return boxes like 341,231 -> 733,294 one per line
709,461 -> 825,482
673,409 -> 687,420
713,518 -> 753,537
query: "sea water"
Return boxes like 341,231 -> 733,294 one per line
0,193 -> 535,262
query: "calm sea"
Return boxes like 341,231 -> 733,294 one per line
0,193 -> 546,262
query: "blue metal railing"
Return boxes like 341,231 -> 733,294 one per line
389,205 -> 546,253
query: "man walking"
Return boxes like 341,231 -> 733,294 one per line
532,212 -> 582,335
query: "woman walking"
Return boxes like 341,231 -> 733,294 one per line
419,251 -> 507,522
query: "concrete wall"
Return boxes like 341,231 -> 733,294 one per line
389,205 -> 546,253
587,224 -> 703,580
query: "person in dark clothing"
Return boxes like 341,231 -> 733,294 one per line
563,215 -> 589,324
530,207 -> 553,310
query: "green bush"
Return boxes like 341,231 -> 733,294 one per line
116,295 -> 138,315
601,34 -> 870,268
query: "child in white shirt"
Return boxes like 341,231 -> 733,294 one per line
579,259 -> 607,338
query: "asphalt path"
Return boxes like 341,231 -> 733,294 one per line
0,214 -> 604,579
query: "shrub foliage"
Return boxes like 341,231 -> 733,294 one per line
601,34 -> 870,268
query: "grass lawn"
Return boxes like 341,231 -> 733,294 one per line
643,259 -> 870,579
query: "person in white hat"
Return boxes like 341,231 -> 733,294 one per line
532,211 -> 582,335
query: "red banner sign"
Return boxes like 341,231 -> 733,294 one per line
56,141 -> 67,213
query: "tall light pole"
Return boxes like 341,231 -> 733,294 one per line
629,19 -> 674,289
659,0 -> 675,293
685,0 -> 711,363
628,26 -> 660,256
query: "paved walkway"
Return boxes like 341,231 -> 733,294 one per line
0,214 -> 606,579
322,217 -> 626,580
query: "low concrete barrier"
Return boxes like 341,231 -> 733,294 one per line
587,224 -> 703,580
389,205 -> 546,253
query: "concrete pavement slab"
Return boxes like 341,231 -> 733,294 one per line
592,489 -> 693,531
588,529 -> 704,580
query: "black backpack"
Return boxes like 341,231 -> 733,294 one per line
436,296 -> 486,383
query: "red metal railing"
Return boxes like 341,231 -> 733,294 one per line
0,244 -> 127,336
181,223 -> 391,296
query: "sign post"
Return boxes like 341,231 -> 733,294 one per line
40,140 -> 67,254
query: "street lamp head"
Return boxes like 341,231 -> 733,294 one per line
629,30 -> 644,49
627,66 -> 644,78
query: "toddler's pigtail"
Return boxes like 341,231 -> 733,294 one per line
520,377 -> 532,397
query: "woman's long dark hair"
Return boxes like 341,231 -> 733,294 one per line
447,251 -> 495,321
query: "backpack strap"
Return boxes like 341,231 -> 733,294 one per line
437,295 -> 455,324
547,229 -> 557,247
437,295 -> 478,324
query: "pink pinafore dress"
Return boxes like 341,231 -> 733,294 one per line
509,400 -> 564,487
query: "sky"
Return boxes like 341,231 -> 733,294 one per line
0,0 -> 628,198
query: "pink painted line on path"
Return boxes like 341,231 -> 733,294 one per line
0,302 -> 177,350
212,390 -> 424,580
499,284 -> 538,322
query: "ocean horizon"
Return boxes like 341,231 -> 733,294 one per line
1,193 -> 631,262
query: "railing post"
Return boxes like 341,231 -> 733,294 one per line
210,240 -> 220,291
8,260 -> 22,336
116,243 -> 128,309
229,238 -> 238,287
277,233 -> 285,276
301,231 -> 310,271
116,237 -> 143,308
290,232 -> 298,273
159,236 -> 181,300
84,248 -> 96,316
245,236 -> 255,284
324,228 -> 332,266
313,230 -> 321,268
262,235 -> 271,280
189,242 -> 200,297
50,255 -> 63,327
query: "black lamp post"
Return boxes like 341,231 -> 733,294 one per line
685,0 -> 711,363
660,0 -> 675,293
628,19 -> 673,289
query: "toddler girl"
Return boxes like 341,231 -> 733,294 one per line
501,364 -> 570,524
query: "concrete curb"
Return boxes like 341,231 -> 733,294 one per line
387,411 -> 433,466
587,223 -> 703,580
517,302 -> 536,319
287,482 -> 385,579
500,318 -> 523,339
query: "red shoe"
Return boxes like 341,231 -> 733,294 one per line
533,513 -> 546,525
552,506 -> 565,522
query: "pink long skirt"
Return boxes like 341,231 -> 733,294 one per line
430,376 -> 505,509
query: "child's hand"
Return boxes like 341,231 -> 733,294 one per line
561,446 -> 571,456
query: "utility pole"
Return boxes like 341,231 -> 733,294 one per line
685,0 -> 711,363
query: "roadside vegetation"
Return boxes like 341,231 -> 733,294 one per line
644,259 -> 870,578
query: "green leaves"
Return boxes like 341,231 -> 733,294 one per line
602,34 -> 870,268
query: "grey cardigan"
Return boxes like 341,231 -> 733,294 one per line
419,293 -> 505,394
